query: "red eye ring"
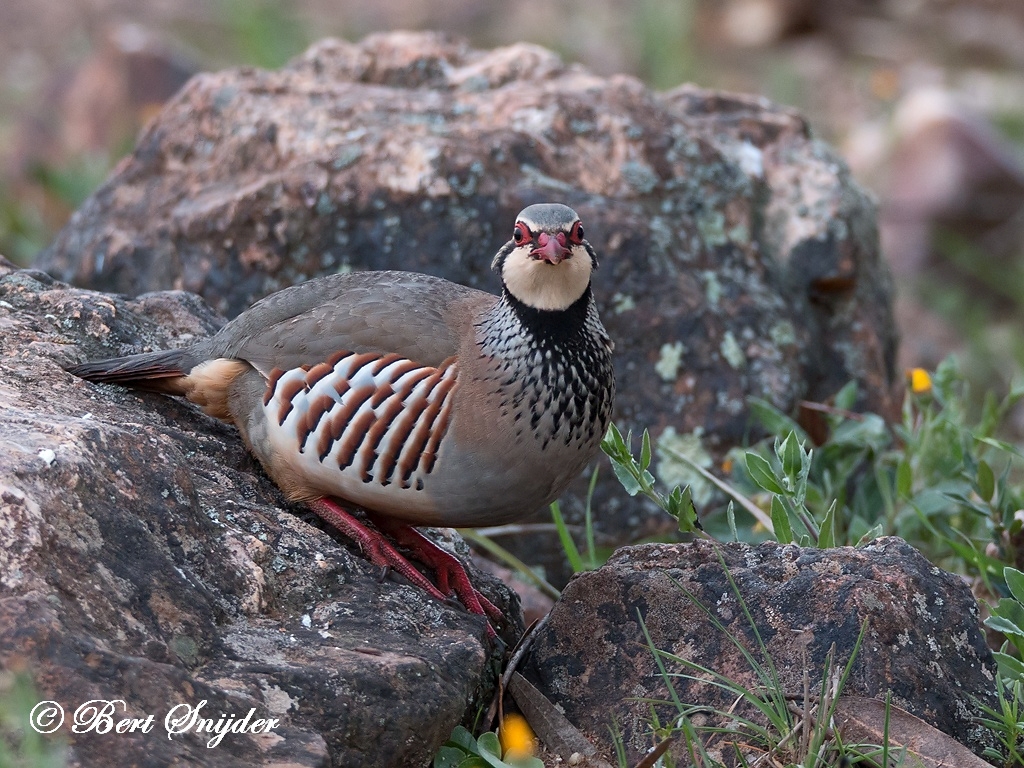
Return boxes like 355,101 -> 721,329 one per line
569,221 -> 585,244
513,223 -> 531,245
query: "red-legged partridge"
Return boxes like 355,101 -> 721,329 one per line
69,203 -> 615,634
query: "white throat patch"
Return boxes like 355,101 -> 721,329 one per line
501,245 -> 593,311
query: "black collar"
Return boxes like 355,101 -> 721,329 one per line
501,285 -> 593,344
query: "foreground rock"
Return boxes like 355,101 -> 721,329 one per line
524,538 -> 999,764
0,257 -> 520,767
35,31 -> 899,550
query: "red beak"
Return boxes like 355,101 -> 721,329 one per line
531,232 -> 571,264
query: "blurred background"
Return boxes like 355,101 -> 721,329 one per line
3,0 -> 1024,403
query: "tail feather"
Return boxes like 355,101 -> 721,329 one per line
67,348 -> 195,395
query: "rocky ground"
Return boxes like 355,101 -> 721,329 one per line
0,32 -> 1009,767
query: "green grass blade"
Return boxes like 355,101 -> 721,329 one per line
584,466 -> 600,567
550,501 -> 585,573
458,528 -> 560,600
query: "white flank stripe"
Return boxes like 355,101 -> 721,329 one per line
264,353 -> 459,492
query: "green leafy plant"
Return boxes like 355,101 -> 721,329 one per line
601,423 -> 699,534
976,676 -> 1024,768
986,566 -> 1024,683
981,565 -> 1024,765
742,430 -> 845,547
433,725 -> 542,768
738,361 -> 1024,583
599,359 -> 1024,761
0,670 -> 66,768
603,358 -> 1024,587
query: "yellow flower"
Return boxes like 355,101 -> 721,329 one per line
499,713 -> 536,758
907,368 -> 932,394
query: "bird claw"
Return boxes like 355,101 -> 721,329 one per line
308,498 -> 502,639
371,517 -> 504,634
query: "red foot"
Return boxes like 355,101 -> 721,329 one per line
308,498 -> 501,637
371,516 -> 504,625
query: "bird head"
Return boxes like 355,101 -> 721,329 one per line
492,203 -> 598,312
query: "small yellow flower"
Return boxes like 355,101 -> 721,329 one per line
499,713 -> 536,758
721,456 -> 734,474
907,368 -> 932,394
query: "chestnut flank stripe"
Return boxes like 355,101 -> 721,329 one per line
315,384 -> 374,461
317,405 -> 347,462
418,369 -> 457,474
264,367 -> 286,407
395,368 -> 444,485
304,361 -> 334,389
370,353 -> 404,375
276,374 -> 306,426
360,395 -> 408,484
298,392 -> 337,453
340,410 -> 376,473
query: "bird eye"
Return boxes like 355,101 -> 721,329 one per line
513,223 -> 531,244
570,221 -> 585,243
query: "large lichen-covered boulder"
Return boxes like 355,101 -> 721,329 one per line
35,31 -> 898,543
523,538 -> 999,764
0,256 -> 518,767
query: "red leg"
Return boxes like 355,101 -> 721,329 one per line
370,515 -> 504,625
308,498 -> 450,604
307,498 -> 501,635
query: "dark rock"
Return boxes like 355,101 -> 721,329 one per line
34,31 -> 899,552
523,537 -> 999,764
0,256 -> 521,767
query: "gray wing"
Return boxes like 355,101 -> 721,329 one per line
204,271 -> 495,374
